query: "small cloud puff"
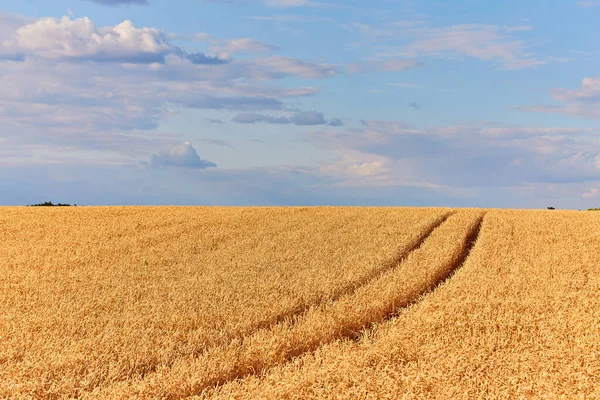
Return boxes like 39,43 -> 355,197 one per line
148,142 -> 216,169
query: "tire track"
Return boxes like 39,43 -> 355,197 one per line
96,211 -> 484,400
238,210 -> 455,334
111,211 -> 456,383
373,211 -> 485,328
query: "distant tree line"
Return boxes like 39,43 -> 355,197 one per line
28,201 -> 76,207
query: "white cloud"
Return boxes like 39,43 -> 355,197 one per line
0,30 -> 335,163
583,188 -> 599,198
551,76 -> 600,102
318,149 -> 441,189
518,76 -> 600,120
305,120 -> 600,190
0,11 -> 353,164
148,141 -> 216,168
0,11 -> 32,38
319,150 -> 394,186
0,16 -> 229,65
2,17 -> 171,63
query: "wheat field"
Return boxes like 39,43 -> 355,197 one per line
1,207 -> 599,398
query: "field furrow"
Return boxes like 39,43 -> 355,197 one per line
208,210 -> 600,399
92,210 -> 484,399
0,207 -> 448,398
211,210 -> 454,344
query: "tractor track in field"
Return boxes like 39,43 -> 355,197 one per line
104,212 -> 457,385
90,211 -> 487,399
366,211 -> 486,333
187,212 -> 487,398
240,211 -> 456,335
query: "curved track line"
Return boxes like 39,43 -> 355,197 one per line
198,213 -> 486,396
239,211 -> 455,334
376,212 -> 486,327
100,212 -> 484,400
110,211 -> 456,384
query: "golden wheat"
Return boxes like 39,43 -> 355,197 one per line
209,209 -> 600,399
96,209 -> 483,399
0,206 -> 447,398
5,207 -> 598,399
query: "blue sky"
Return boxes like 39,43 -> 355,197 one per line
2,0 -> 600,207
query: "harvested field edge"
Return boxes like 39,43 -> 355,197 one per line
89,211 -> 485,399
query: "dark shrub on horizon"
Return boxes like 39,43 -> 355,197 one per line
28,201 -> 75,207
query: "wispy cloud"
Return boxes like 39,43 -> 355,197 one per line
346,59 -> 422,73
219,38 -> 278,53
305,119 -> 600,191
503,25 -> 533,32
250,56 -> 340,79
232,111 -> 343,126
577,1 -> 600,7
199,0 -> 331,6
248,14 -> 332,22
264,0 -> 326,7
201,138 -> 233,147
346,21 -> 545,70
401,24 -> 545,69
87,0 -> 149,5
518,76 -> 600,120
389,82 -> 458,92
390,82 -> 424,88
0,11 -> 349,166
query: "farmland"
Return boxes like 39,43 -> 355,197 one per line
1,207 -> 600,398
